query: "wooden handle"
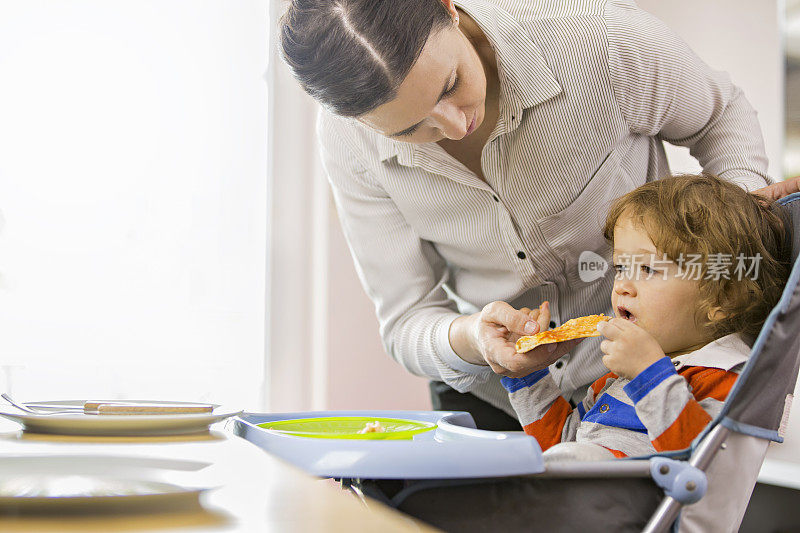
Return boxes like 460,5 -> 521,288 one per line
84,402 -> 214,415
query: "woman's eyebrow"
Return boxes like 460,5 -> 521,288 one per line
389,69 -> 456,137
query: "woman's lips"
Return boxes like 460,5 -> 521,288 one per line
465,114 -> 477,136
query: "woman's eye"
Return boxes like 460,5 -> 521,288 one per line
641,265 -> 653,274
398,124 -> 420,137
613,264 -> 627,274
443,76 -> 460,97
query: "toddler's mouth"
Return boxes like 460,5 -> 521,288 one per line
617,305 -> 636,323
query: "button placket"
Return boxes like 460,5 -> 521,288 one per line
501,103 -> 523,134
482,124 -> 536,280
495,199 -> 534,277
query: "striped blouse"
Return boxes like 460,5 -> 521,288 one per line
316,0 -> 770,416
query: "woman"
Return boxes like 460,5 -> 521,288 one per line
280,0 -> 793,429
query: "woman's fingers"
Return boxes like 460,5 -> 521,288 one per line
481,301 -> 539,336
496,337 -> 585,378
508,337 -> 584,376
486,343 -> 522,374
536,301 -> 551,333
477,300 -> 591,377
753,176 -> 800,201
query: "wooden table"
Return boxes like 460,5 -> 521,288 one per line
0,418 -> 436,532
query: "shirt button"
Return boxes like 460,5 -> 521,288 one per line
492,195 -> 500,202
599,404 -> 610,414
549,321 -> 556,328
554,360 -> 564,369
517,251 -> 527,260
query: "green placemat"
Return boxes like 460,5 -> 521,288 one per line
258,416 -> 437,440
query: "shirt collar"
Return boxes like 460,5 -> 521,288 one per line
672,334 -> 752,372
456,0 -> 561,111
376,133 -> 413,164
375,0 -> 561,163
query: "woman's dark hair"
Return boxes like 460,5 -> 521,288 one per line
279,0 -> 452,116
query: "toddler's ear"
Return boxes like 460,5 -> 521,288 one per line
707,307 -> 726,321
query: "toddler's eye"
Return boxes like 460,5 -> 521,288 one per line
613,264 -> 628,278
640,265 -> 653,275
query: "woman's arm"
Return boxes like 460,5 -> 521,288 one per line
318,115 -> 483,391
605,2 -> 770,191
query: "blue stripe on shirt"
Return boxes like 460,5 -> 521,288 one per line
623,357 -> 678,403
501,369 -> 550,393
582,393 -> 647,433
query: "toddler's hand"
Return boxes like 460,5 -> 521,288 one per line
596,318 -> 665,380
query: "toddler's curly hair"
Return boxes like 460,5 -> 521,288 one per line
603,174 -> 793,339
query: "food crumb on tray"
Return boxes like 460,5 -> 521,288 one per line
358,421 -> 385,434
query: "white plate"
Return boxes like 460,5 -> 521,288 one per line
0,400 -> 242,436
0,455 -> 212,511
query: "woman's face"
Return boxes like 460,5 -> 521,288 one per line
358,24 -> 488,144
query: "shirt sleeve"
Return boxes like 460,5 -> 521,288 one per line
502,369 -> 605,450
624,357 -> 738,451
317,115 -> 494,392
605,0 -> 772,191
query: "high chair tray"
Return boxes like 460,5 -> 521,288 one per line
230,410 -> 544,479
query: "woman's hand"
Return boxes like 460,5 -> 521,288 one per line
597,318 -> 665,379
449,301 -> 584,377
753,176 -> 800,202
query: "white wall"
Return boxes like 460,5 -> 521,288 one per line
637,0 -> 784,179
325,204 -> 430,411
265,0 -> 318,411
0,0 -> 269,407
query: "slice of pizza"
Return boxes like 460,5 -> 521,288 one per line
515,314 -> 610,354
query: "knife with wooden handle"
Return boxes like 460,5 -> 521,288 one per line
21,401 -> 215,415
86,402 -> 214,415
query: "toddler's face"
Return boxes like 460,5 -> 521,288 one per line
610,215 -> 713,356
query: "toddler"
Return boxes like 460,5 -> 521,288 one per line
503,174 -> 792,459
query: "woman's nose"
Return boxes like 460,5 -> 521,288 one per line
431,101 -> 467,139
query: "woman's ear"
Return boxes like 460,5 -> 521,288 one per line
441,0 -> 459,24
